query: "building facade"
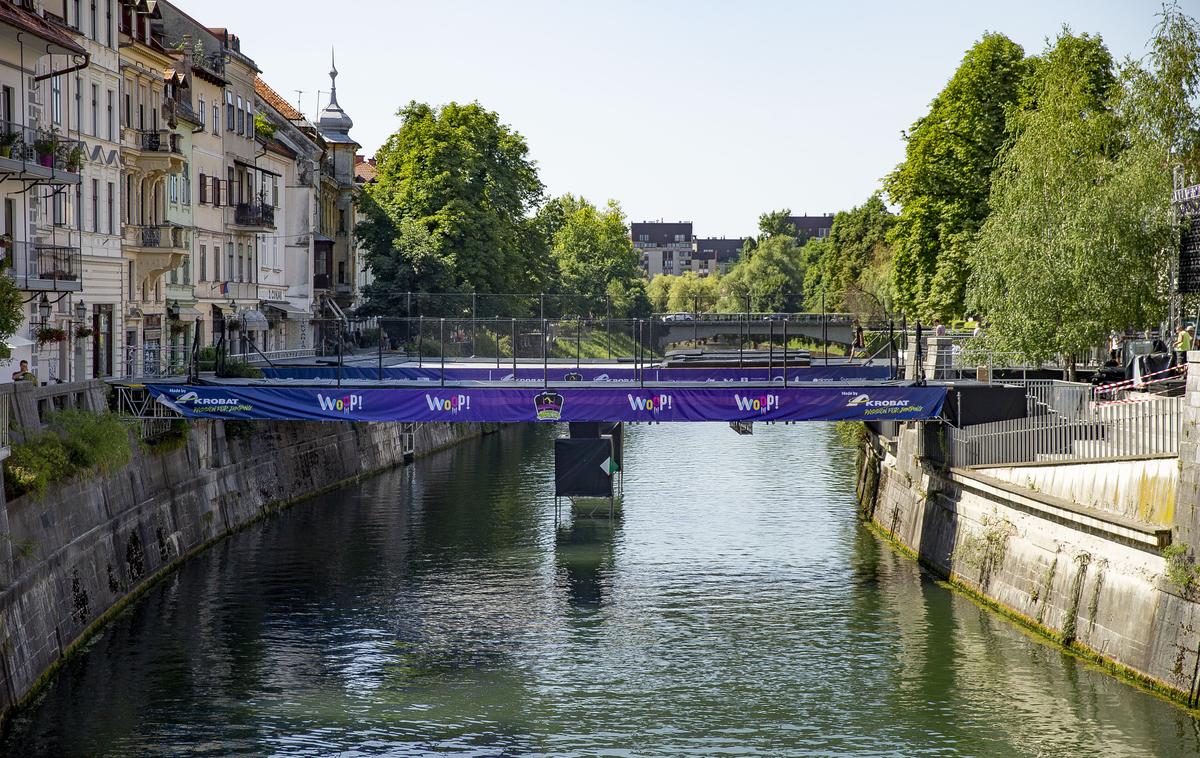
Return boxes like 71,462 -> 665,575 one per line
632,221 -> 693,279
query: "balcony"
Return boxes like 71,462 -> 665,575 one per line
122,128 -> 184,174
233,202 -> 276,230
3,241 -> 82,291
124,225 -> 188,286
0,121 -> 84,184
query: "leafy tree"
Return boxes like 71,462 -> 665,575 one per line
542,195 -> 642,314
886,33 -> 1028,319
968,28 -> 1181,373
757,208 -> 795,239
666,271 -> 721,313
803,194 -> 896,315
646,274 -> 676,312
0,274 -> 21,361
718,235 -> 807,312
357,101 -> 544,311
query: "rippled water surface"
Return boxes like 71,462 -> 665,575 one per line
3,423 -> 1199,756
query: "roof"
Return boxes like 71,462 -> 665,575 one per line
0,4 -> 86,55
261,136 -> 297,160
354,157 -> 377,183
254,76 -> 303,121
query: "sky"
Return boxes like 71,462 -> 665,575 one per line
191,0 -> 1175,239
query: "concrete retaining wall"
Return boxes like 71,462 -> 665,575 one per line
0,418 -> 489,719
860,423 -> 1200,703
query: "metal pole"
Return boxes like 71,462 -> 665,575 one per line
377,321 -> 383,381
693,296 -> 698,346
471,291 -> 477,358
639,319 -> 644,388
648,315 -> 655,375
606,297 -> 612,360
783,318 -> 788,387
440,318 -> 445,387
511,317 -> 517,380
576,317 -> 581,369
889,319 -> 896,380
542,317 -> 548,387
768,319 -> 774,381
540,292 -> 545,322
417,315 -> 423,368
822,293 -> 828,366
336,326 -> 343,388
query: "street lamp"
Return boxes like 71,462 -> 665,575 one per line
37,293 -> 51,324
74,300 -> 86,323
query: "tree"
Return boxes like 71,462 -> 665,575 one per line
885,33 -> 1028,319
356,101 -> 544,312
757,208 -> 795,239
0,274 -> 21,361
803,194 -> 896,315
968,28 -> 1183,373
718,235 -> 807,312
541,195 -> 642,314
666,271 -> 721,313
646,274 -> 676,313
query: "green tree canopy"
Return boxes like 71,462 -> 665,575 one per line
968,26 -> 1188,368
356,101 -> 544,314
718,235 -> 807,312
885,32 -> 1028,320
803,194 -> 896,316
666,271 -> 721,313
540,195 -> 642,315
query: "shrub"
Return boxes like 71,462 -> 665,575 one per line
217,360 -> 263,378
46,410 -> 133,474
3,411 -> 133,499
4,433 -> 71,498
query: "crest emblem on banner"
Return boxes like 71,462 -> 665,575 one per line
534,391 -> 564,421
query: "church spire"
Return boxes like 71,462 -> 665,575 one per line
328,48 -> 339,107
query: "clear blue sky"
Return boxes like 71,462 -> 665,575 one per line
194,0 -> 1173,238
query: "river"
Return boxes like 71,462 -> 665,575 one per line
2,423 -> 1198,756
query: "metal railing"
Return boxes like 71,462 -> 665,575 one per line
949,391 -> 1182,466
234,202 -> 275,227
130,224 -> 188,249
0,120 -> 84,178
4,241 -> 82,290
114,383 -> 182,441
122,345 -> 191,379
225,347 -> 316,364
135,129 -> 182,154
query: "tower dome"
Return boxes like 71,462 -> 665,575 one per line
317,49 -> 356,143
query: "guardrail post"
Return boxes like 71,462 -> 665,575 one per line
440,318 -> 446,387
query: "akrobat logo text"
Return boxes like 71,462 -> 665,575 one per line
317,393 -> 364,414
734,393 -> 779,414
627,393 -> 673,413
425,394 -> 471,414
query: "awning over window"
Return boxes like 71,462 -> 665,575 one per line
263,301 -> 310,318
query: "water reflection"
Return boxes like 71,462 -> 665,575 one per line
3,423 -> 1200,756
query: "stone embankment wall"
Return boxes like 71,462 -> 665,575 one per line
0,416 -> 489,719
858,421 -> 1200,704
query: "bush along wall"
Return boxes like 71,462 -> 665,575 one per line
4,411 -> 133,499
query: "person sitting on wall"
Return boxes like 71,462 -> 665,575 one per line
10,360 -> 35,383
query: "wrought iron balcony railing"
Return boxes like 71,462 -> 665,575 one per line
131,224 -> 188,249
135,129 -> 183,155
234,202 -> 275,228
3,240 -> 82,291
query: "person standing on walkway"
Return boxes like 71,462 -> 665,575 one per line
1174,324 -> 1193,368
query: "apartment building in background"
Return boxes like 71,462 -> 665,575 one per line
693,237 -> 745,276
786,214 -> 834,241
632,221 -> 693,279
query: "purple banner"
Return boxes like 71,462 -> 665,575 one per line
259,364 -> 893,383
145,384 -> 945,423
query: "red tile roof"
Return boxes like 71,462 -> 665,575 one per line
354,156 -> 377,183
254,76 -> 303,121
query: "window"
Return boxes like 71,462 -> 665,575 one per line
226,91 -> 234,131
182,254 -> 190,286
137,83 -> 145,129
198,96 -> 205,128
338,260 -> 346,285
52,76 -> 62,125
213,244 -> 220,280
199,172 -> 207,204
124,175 -> 131,223
212,104 -> 219,135
75,76 -> 82,129
105,0 -> 112,47
53,189 -> 66,226
213,176 -> 221,207
106,181 -> 113,234
338,209 -> 346,233
228,166 -> 235,204
236,95 -> 244,134
90,83 -> 98,136
1,86 -> 13,126
169,174 -> 177,203
182,163 -> 190,205
91,178 -> 98,232
73,0 -> 81,29
226,246 -> 233,282
107,89 -> 114,140
272,176 -> 278,207
123,89 -> 130,128
237,243 -> 244,281
127,263 -> 133,303
89,0 -> 96,40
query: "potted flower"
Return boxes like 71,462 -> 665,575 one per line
225,319 -> 241,332
0,233 -> 12,250
74,324 -> 94,339
36,326 -> 68,345
64,144 -> 83,172
0,130 -> 19,159
33,130 -> 58,168
168,320 -> 186,337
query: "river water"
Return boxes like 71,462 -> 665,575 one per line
3,423 -> 1199,756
